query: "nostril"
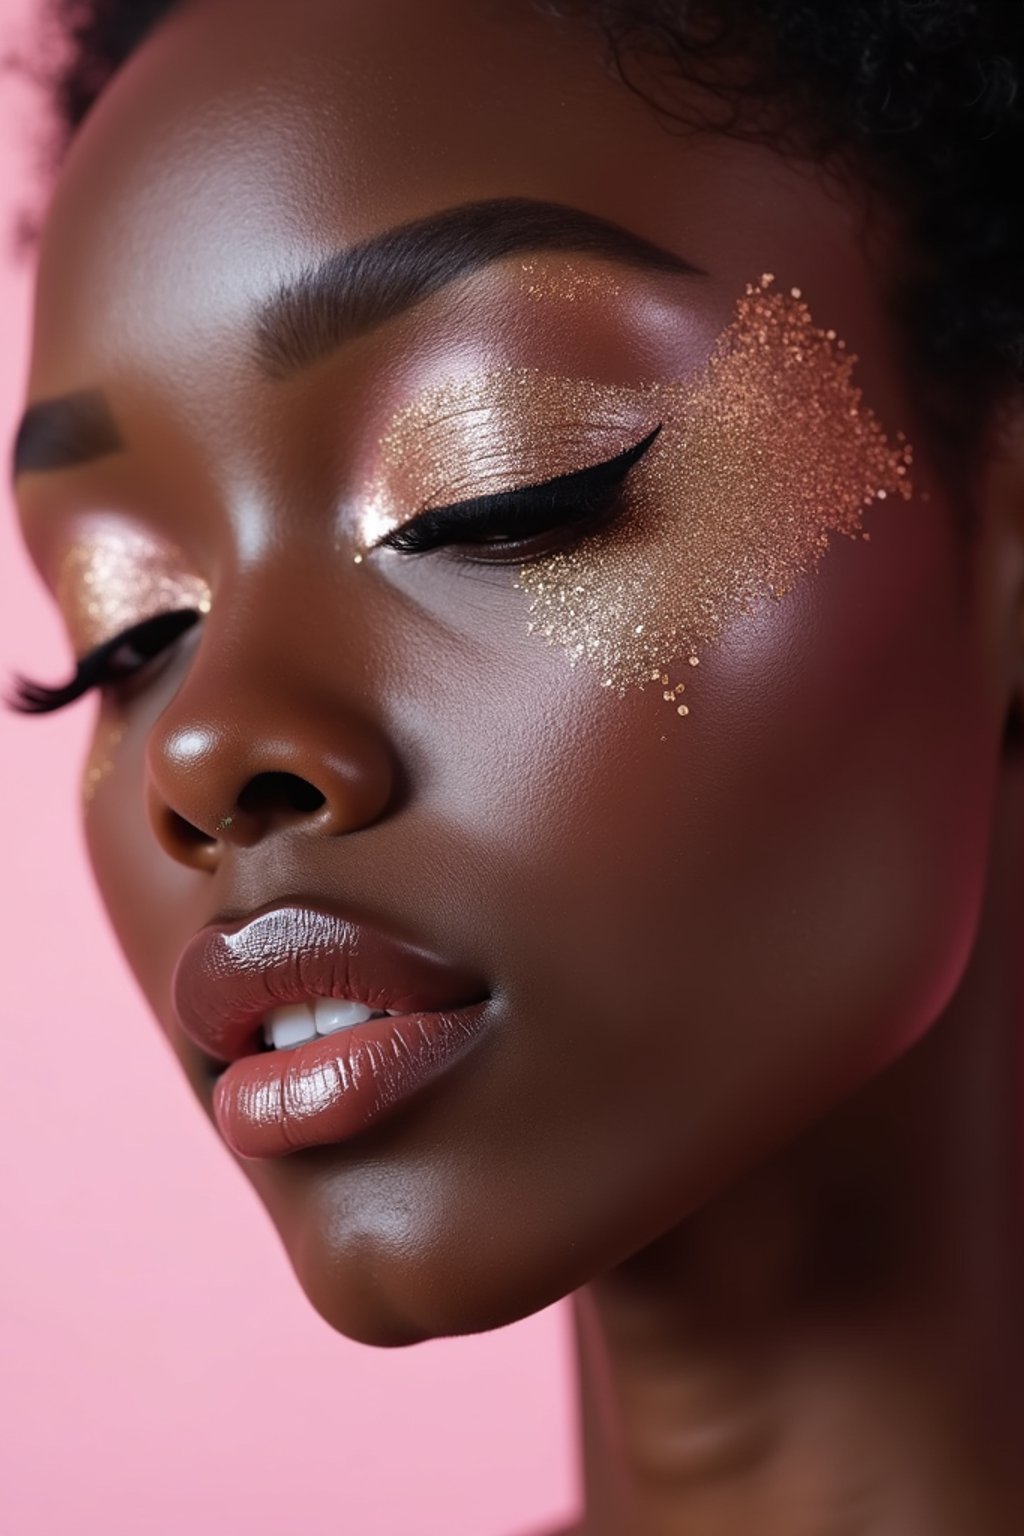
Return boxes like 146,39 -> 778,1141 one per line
165,806 -> 212,848
235,771 -> 326,817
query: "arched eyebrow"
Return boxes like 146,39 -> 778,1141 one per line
253,196 -> 707,377
12,198 -> 705,483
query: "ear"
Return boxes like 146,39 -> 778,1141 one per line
975,393 -> 1024,738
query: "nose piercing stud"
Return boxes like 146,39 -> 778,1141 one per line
216,815 -> 234,831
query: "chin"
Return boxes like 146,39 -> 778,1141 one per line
281,1228 -> 573,1348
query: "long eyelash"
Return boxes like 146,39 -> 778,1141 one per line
379,423 -> 662,554
4,609 -> 201,717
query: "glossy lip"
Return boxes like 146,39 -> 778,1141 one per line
171,902 -> 493,1159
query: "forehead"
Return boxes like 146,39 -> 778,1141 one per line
29,0 -> 876,397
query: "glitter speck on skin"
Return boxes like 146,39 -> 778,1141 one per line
82,716 -> 127,810
55,524 -> 212,656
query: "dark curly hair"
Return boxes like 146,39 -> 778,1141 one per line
35,0 -> 1024,467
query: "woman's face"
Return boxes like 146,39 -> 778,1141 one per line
14,0 -> 1009,1343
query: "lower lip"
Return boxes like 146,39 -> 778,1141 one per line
211,1005 -> 491,1159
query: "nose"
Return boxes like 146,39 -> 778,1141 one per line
144,636 -> 397,873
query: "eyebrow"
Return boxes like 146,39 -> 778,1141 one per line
254,196 -> 707,377
11,388 -> 124,484
12,198 -> 706,482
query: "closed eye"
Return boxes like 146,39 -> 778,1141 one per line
6,426 -> 662,717
375,423 -> 662,562
4,608 -> 201,716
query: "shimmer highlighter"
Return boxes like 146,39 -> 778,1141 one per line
358,274 -> 914,717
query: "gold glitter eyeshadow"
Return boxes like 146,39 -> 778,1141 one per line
55,524 -> 212,656
519,260 -> 623,304
356,372 -> 650,549
358,273 -> 914,719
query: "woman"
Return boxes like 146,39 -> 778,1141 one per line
7,0 -> 1024,1529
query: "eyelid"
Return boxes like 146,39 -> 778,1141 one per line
50,527 -> 211,660
374,423 -> 662,555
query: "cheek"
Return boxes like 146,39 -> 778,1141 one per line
82,692 -> 201,1031
450,487 -> 998,1218
81,713 -> 128,810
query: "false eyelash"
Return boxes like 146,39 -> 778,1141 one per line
378,423 -> 663,555
4,609 -> 201,716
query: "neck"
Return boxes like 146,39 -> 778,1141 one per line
571,749 -> 1024,1536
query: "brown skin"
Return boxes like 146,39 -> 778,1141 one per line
13,0 -> 1024,1530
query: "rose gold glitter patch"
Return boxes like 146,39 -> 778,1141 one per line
55,524 -> 212,656
514,273 -> 914,715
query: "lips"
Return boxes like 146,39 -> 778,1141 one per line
171,903 -> 492,1158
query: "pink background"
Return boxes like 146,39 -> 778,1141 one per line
0,6 -> 578,1532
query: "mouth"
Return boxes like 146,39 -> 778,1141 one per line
172,902 -> 493,1159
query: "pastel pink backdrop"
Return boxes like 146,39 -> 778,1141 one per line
0,5 -> 578,1532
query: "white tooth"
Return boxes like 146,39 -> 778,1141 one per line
314,998 -> 375,1035
268,1003 -> 317,1049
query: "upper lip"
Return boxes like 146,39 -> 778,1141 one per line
172,901 -> 487,1068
